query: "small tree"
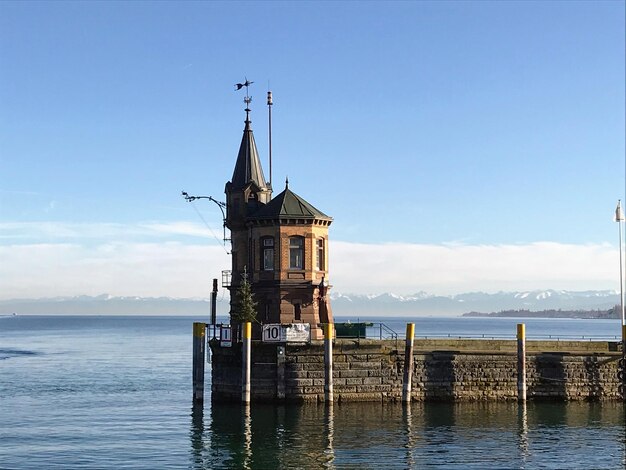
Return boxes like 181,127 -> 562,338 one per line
232,267 -> 258,324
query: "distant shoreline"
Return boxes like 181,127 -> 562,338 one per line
463,308 -> 619,319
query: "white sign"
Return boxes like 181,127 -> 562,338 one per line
262,324 -> 310,343
220,326 -> 232,347
262,324 -> 282,342
284,323 -> 310,342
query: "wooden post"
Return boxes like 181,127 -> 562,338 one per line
402,323 -> 415,403
324,323 -> 334,403
242,321 -> 252,403
192,322 -> 206,404
517,323 -> 526,402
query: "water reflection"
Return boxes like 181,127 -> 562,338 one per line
403,404 -> 415,468
190,401 -> 625,469
242,404 -> 252,469
189,403 -> 204,468
323,404 -> 335,469
517,402 -> 529,463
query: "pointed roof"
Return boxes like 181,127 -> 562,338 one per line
230,118 -> 268,190
250,184 -> 332,221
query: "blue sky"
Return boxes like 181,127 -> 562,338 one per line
1,1 -> 624,299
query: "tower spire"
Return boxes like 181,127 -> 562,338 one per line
229,78 -> 269,192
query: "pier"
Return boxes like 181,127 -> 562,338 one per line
195,322 -> 626,403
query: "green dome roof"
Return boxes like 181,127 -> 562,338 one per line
250,186 -> 331,221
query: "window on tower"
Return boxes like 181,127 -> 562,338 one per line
261,237 -> 274,271
289,236 -> 304,269
316,238 -> 325,271
294,302 -> 302,321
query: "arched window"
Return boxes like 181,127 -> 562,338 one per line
316,238 -> 325,271
261,237 -> 274,271
289,236 -> 304,269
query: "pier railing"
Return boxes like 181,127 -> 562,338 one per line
205,322 -> 622,342
403,333 -> 622,341
334,322 -> 398,341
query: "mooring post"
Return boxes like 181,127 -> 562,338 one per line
192,322 -> 206,403
517,323 -> 527,402
324,323 -> 334,403
242,321 -> 252,403
402,323 -> 415,403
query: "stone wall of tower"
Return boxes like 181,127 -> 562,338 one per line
228,228 -> 250,285
247,223 -> 329,283
239,221 -> 331,337
275,224 -> 329,282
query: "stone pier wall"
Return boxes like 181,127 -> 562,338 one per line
209,338 -> 623,402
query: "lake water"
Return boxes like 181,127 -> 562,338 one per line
1,315 -> 625,469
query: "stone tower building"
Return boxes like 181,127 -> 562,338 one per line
224,105 -> 333,338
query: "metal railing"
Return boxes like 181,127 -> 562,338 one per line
207,321 -> 622,343
334,322 -> 398,340
403,333 -> 622,341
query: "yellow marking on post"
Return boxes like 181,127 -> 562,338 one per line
193,322 -> 206,338
517,323 -> 525,340
324,323 -> 333,340
243,322 -> 252,339
406,323 -> 415,340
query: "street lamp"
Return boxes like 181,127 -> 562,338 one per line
615,200 -> 625,338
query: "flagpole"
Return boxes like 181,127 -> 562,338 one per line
267,90 -> 273,188
616,200 -> 625,330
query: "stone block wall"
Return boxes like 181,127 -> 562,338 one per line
209,339 -> 623,402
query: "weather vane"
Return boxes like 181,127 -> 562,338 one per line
235,78 -> 254,114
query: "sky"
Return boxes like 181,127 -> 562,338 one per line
1,1 -> 625,299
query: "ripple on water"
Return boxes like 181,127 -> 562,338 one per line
0,348 -> 41,360
1,317 -> 625,469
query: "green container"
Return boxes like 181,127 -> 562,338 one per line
334,322 -> 372,338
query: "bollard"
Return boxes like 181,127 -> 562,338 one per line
324,323 -> 334,403
242,321 -> 252,403
517,323 -> 526,402
192,322 -> 206,403
402,323 -> 415,403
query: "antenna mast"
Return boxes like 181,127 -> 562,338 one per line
267,90 -> 273,188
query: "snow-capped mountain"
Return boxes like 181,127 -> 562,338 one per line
0,295 -> 229,316
329,289 -> 618,316
0,289 -> 618,316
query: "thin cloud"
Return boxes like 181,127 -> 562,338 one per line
0,242 -> 230,299
0,221 -> 220,241
0,238 -> 620,300
331,241 -> 619,295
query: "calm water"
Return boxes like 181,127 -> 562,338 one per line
1,315 -> 625,469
